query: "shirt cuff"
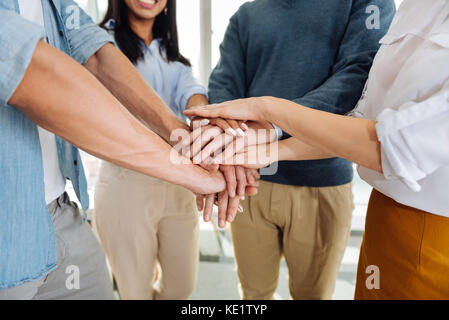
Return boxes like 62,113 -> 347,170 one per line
375,101 -> 446,192
0,10 -> 45,107
180,86 -> 208,110
68,24 -> 114,65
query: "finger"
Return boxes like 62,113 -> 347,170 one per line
245,186 -> 258,196
252,169 -> 261,180
247,168 -> 261,186
224,119 -> 245,137
226,196 -> 241,223
245,167 -> 256,185
191,127 -> 223,162
208,164 -> 220,172
235,166 -> 248,197
213,136 -> 246,165
209,118 -> 237,137
240,121 -> 249,131
190,117 -> 210,130
203,194 -> 215,222
196,194 -> 204,211
182,124 -> 218,149
201,162 -> 219,172
200,133 -> 234,164
183,124 -> 217,148
228,120 -> 246,137
217,191 -> 229,228
221,165 -> 237,198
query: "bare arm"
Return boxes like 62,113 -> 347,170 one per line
263,97 -> 382,172
277,137 -> 334,161
9,41 -> 225,194
84,43 -> 189,144
184,97 -> 382,173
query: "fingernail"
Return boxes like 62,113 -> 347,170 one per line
228,215 -> 234,222
200,119 -> 210,126
226,128 -> 237,136
236,128 -> 245,137
238,205 -> 243,213
219,220 -> 225,228
241,196 -> 245,200
241,123 -> 249,130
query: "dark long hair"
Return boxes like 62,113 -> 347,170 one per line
100,0 -> 191,66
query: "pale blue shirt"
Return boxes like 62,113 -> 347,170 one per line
135,39 -> 207,119
0,0 -> 113,289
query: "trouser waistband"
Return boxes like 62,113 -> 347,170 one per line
47,192 -> 72,216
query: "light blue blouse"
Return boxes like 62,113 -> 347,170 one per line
135,39 -> 207,121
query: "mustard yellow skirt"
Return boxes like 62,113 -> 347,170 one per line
355,189 -> 449,300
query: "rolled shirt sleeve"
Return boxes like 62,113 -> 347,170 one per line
61,0 -> 113,65
376,80 -> 449,192
0,10 -> 45,107
174,63 -> 207,112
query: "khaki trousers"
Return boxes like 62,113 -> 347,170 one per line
232,180 -> 354,300
94,162 -> 199,300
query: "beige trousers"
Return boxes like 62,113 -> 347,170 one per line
94,162 -> 199,300
232,180 -> 354,300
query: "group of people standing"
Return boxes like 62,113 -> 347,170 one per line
1,0 -> 449,301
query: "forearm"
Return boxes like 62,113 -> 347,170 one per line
186,94 -> 209,109
85,43 -> 189,143
263,97 -> 382,172
9,41 -> 223,194
277,138 -> 334,162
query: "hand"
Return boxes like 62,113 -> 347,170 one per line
216,143 -> 278,169
197,166 -> 260,227
191,117 -> 249,137
221,165 -> 260,198
188,168 -> 226,195
195,192 -> 242,228
184,97 -> 270,122
191,120 -> 277,165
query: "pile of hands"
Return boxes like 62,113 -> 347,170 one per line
181,113 -> 278,228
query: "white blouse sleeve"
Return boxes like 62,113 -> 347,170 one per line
375,80 -> 449,192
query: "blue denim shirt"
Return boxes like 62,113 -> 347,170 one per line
0,0 -> 112,289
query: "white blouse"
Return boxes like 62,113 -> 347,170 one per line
352,0 -> 449,217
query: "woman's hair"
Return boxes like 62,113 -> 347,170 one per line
100,0 -> 191,66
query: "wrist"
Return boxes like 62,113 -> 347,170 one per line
163,119 -> 190,147
260,96 -> 276,121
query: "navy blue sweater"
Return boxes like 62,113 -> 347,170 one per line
208,0 -> 395,187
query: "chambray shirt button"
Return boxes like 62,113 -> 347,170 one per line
59,30 -> 64,36
74,160 -> 78,166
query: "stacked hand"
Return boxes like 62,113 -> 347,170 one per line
182,104 -> 278,228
